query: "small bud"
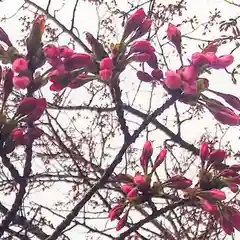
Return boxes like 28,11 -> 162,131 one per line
100,57 -> 113,70
191,52 -> 209,67
164,70 -> 181,89
127,187 -> 138,199
11,128 -> 25,143
151,69 -> 163,80
136,71 -> 153,82
167,23 -> 181,54
146,53 -> 158,69
12,58 -> 28,73
43,44 -> 58,58
100,69 -> 112,81
130,40 -> 155,55
140,141 -> 152,173
200,142 -> 209,162
207,189 -> 226,201
152,149 -> 167,171
116,214 -> 128,231
64,53 -> 92,71
121,184 -> 134,194
165,175 -> 192,189
220,216 -> 234,235
208,149 -> 226,164
13,76 -> 30,89
58,45 -> 74,58
108,204 -> 124,221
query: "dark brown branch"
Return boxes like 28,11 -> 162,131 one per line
46,95 -> 178,240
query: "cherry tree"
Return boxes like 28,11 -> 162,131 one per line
0,0 -> 240,239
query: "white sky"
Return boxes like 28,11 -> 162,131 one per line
0,0 -> 240,239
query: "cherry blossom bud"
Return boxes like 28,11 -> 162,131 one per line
43,44 -> 58,58
182,82 -> 197,96
228,183 -> 239,193
127,187 -> 138,199
108,204 -> 124,221
17,97 -> 39,115
26,98 -> 46,123
152,149 -> 167,171
200,142 -> 209,161
167,23 -> 181,54
207,189 -> 226,201
202,40 -> 218,54
208,149 -> 226,164
100,57 -> 113,70
180,65 -> 197,83
100,69 -> 112,81
140,141 -> 152,172
11,128 -> 25,143
227,207 -> 240,230
131,53 -> 150,62
146,53 -> 158,69
191,52 -> 209,67
3,68 -> 14,98
205,52 -> 219,67
214,55 -> 234,69
121,184 -> 134,194
200,199 -> 217,213
151,69 -> 163,80
220,169 -> 238,177
130,40 -> 155,54
58,45 -> 74,58
133,174 -> 148,187
64,53 -> 92,70
220,216 -> 234,235
136,71 -> 153,82
164,70 -> 181,89
133,18 -> 152,39
230,164 -> 240,172
123,8 -> 146,39
12,58 -> 28,73
13,76 -> 30,89
165,175 -> 192,189
213,111 -> 240,126
116,214 -> 127,231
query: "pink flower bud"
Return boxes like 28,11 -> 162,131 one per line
227,207 -> 240,230
205,52 -> 219,67
136,71 -> 153,82
180,65 -> 197,83
191,52 -> 209,67
214,55 -> 234,69
116,214 -> 127,231
153,149 -> 167,171
220,216 -> 234,235
123,8 -> 146,39
133,174 -> 147,186
108,204 -> 124,221
43,44 -> 58,58
131,53 -> 150,62
13,76 -> 30,89
26,98 -> 46,123
164,70 -> 181,89
200,142 -> 209,161
17,97 -> 38,115
11,128 -> 25,143
100,57 -> 113,70
140,141 -> 152,172
3,68 -> 14,97
121,184 -> 134,194
12,58 -> 28,73
201,199 -> 217,213
182,82 -> 197,95
202,40 -> 218,54
167,23 -> 181,54
165,175 -> 192,189
130,40 -> 155,54
127,187 -> 138,199
228,183 -> 239,193
207,189 -> 226,201
219,169 -> 238,177
146,53 -> 158,69
230,164 -> 240,172
133,18 -> 152,39
213,111 -> 240,126
100,69 -> 112,81
64,53 -> 92,70
58,45 -> 74,58
208,149 -> 226,164
151,69 -> 163,80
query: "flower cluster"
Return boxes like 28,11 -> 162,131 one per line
108,141 -> 194,231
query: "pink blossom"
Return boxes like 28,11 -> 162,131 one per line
164,70 -> 181,89
100,58 -> 113,70
13,76 -> 30,89
108,204 -> 124,221
167,23 -> 181,54
152,149 -> 167,171
130,40 -> 155,54
58,45 -> 74,58
43,44 -> 58,58
12,58 -> 28,73
127,187 -> 138,199
207,189 -> 226,201
99,69 -> 112,81
191,52 -> 209,67
116,214 -> 127,231
200,142 -> 209,161
140,141 -> 152,173
121,184 -> 134,194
